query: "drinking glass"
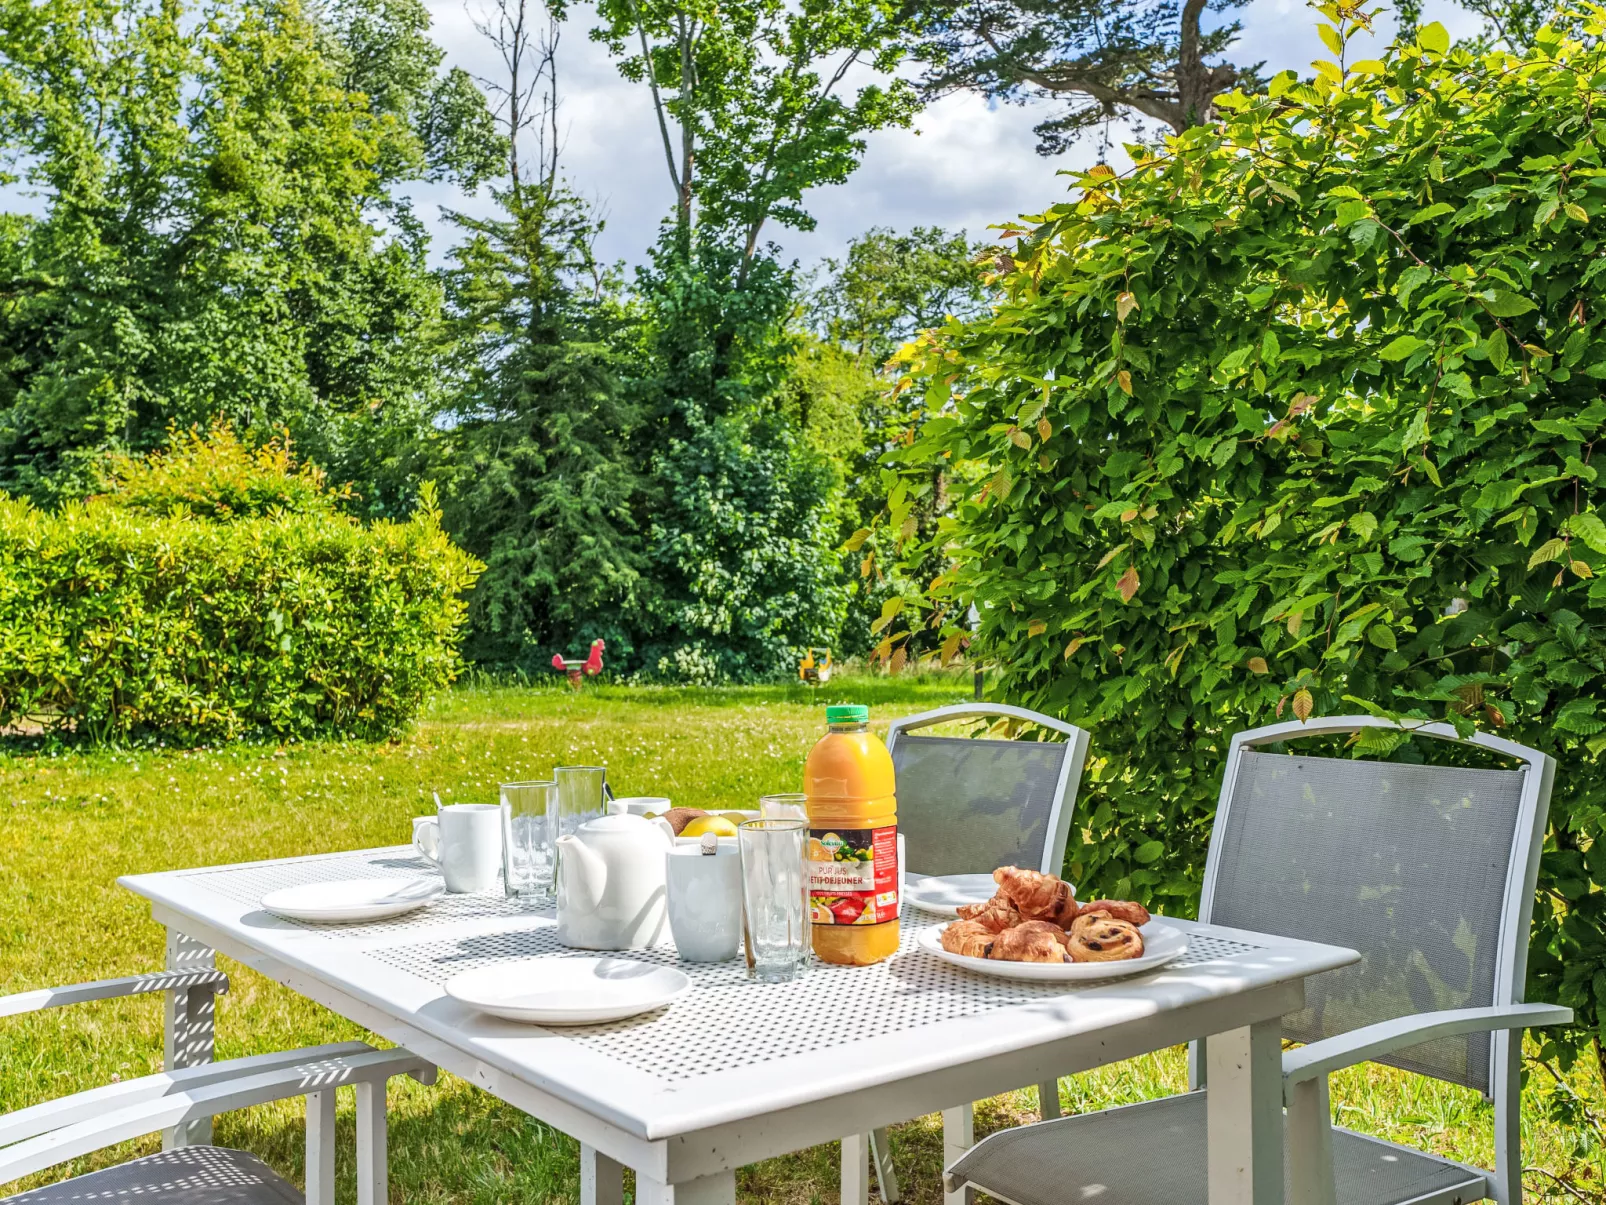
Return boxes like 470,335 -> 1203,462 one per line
555,765 -> 608,839
501,780 -> 555,902
759,793 -> 807,821
759,794 -> 812,974
738,819 -> 808,983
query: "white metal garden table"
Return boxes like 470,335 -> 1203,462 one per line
121,847 -> 1359,1205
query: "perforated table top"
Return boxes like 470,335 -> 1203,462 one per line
122,846 -> 1359,1146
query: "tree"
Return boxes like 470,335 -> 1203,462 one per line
888,9 -> 1606,1084
435,0 -> 645,670
629,236 -> 848,680
585,0 -> 921,678
589,0 -> 922,264
0,0 -> 496,511
325,0 -> 504,188
811,225 -> 989,368
913,0 -> 1258,151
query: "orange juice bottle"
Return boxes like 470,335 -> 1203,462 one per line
803,704 -> 899,965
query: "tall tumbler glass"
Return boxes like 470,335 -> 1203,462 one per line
502,780 -> 555,902
760,794 -> 812,974
555,765 -> 608,839
739,819 -> 808,983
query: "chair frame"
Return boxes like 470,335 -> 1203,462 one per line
886,702 -> 1093,878
0,971 -> 435,1205
944,715 -> 1567,1205
853,702 -> 1092,1205
1194,716 -> 1560,1205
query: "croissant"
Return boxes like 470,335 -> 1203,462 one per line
940,920 -> 997,959
993,867 -> 1077,927
988,920 -> 1070,963
1067,910 -> 1145,962
1077,899 -> 1151,927
956,893 -> 1023,933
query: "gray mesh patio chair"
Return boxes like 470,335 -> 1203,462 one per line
0,970 -> 435,1204
944,715 -> 1571,1205
841,703 -> 1092,1205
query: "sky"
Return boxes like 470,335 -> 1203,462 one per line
403,0 -> 1487,272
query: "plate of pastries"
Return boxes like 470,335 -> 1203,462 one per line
916,867 -> 1187,982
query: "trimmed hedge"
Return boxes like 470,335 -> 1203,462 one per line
0,486 -> 480,742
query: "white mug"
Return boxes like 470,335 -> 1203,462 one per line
665,844 -> 743,962
414,804 -> 502,893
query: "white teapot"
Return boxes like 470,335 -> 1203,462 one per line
555,810 -> 676,949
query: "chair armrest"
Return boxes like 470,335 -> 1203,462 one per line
0,1041 -> 374,1148
0,1045 -> 435,1184
0,971 -> 230,1018
1282,1003 -> 1573,1088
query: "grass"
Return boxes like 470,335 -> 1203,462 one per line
2,673 -> 1603,1203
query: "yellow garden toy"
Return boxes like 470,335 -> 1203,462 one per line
798,648 -> 832,701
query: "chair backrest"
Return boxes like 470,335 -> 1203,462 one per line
1200,716 -> 1553,1096
887,703 -> 1091,878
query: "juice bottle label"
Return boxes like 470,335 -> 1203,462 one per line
806,825 -> 898,926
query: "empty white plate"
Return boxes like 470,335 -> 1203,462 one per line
903,873 -> 1003,917
917,920 -> 1188,982
445,959 -> 692,1025
260,877 -> 444,924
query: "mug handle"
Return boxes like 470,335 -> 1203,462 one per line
413,816 -> 443,866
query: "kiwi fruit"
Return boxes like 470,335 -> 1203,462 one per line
661,807 -> 705,835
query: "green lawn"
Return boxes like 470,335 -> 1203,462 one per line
2,676 -> 1602,1203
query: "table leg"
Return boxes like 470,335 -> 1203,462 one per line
870,1126 -> 901,1203
580,1145 -> 625,1205
162,928 -> 217,1149
1036,1079 -> 1062,1120
941,1104 -> 975,1205
842,1132 -> 870,1205
634,1169 -> 736,1205
1205,1020 -> 1282,1205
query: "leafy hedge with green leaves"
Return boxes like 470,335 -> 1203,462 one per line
0,432 -> 479,742
888,10 -> 1606,1073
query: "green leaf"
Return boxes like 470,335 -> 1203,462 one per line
1335,200 -> 1371,227
1484,289 -> 1537,317
1485,328 -> 1509,372
1566,513 -> 1606,554
1378,335 -> 1428,361
1406,202 -> 1455,227
1317,23 -> 1344,55
1418,21 -> 1449,53
1133,840 -> 1165,865
1528,537 -> 1567,569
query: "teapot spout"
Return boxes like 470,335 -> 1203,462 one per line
556,834 -> 607,914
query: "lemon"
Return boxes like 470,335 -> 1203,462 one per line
719,811 -> 751,826
680,815 -> 739,839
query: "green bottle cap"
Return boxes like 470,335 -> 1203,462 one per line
826,704 -> 869,724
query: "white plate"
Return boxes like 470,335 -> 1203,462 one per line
903,873 -> 1003,916
917,920 -> 1188,982
260,877 -> 444,924
445,958 -> 692,1025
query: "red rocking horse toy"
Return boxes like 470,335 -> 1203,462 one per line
551,639 -> 605,689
